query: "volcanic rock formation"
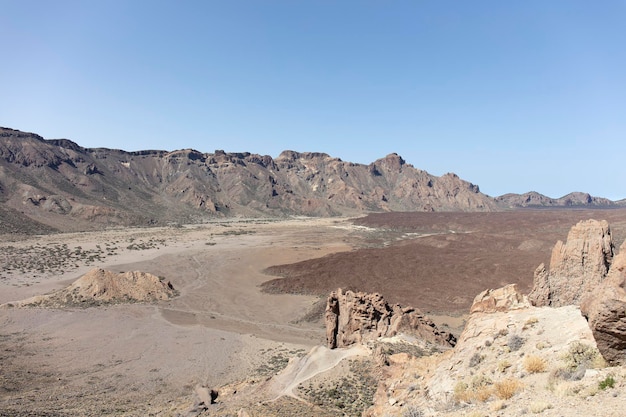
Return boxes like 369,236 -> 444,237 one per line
581,240 -> 626,365
469,283 -> 529,314
324,288 -> 456,349
0,127 -> 500,232
2,268 -> 177,308
495,191 -> 617,208
528,219 -> 615,307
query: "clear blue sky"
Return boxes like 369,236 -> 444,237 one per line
2,1 -> 625,200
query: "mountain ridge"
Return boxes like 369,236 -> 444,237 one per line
0,127 -> 622,233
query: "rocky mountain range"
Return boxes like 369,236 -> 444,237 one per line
1,127 -> 623,232
495,191 -> 621,208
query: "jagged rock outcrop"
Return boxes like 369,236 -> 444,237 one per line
581,241 -> 626,365
470,283 -> 530,314
1,268 -> 177,308
528,219 -> 614,307
324,288 -> 456,349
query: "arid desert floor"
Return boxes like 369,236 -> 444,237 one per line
1,218 -> 362,415
2,210 -> 626,416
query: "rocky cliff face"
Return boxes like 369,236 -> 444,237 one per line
0,127 -> 500,232
324,288 -> 456,349
528,219 -> 615,307
581,241 -> 626,365
526,219 -> 626,365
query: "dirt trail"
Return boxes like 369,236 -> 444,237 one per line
267,344 -> 370,400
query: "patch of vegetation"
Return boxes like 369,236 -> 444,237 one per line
493,378 -> 522,400
523,355 -> 547,373
529,400 -> 553,414
497,359 -> 512,373
254,347 -> 306,376
298,359 -> 377,417
376,341 -> 427,358
507,334 -> 525,351
402,405 -> 424,417
523,317 -> 539,330
563,341 -> 601,371
126,238 -> 166,250
469,352 -> 485,368
0,243 -> 110,280
598,374 -> 616,390
454,374 -> 493,403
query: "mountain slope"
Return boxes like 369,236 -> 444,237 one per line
0,127 -> 497,231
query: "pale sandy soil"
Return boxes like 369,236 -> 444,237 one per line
0,217 -> 362,416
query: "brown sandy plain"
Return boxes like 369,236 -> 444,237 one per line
2,209 -> 626,416
0,218 -> 358,416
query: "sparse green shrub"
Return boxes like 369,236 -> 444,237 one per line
599,375 -> 616,390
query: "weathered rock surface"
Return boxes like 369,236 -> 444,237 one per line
2,268 -> 177,308
470,283 -> 530,314
581,241 -> 626,365
1,127 -> 500,232
528,219 -> 615,307
324,288 -> 456,349
427,303 -> 600,403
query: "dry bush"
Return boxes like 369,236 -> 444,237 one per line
494,378 -> 522,400
507,334 -> 525,351
530,400 -> 553,413
497,359 -> 512,373
563,341 -> 600,371
453,381 -> 471,403
454,375 -> 494,403
523,355 -> 547,373
473,386 -> 493,402
469,352 -> 485,368
490,400 -> 506,412
523,317 -> 539,330
402,405 -> 423,417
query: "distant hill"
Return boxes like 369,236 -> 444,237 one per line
495,191 -> 620,209
0,127 -> 621,233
